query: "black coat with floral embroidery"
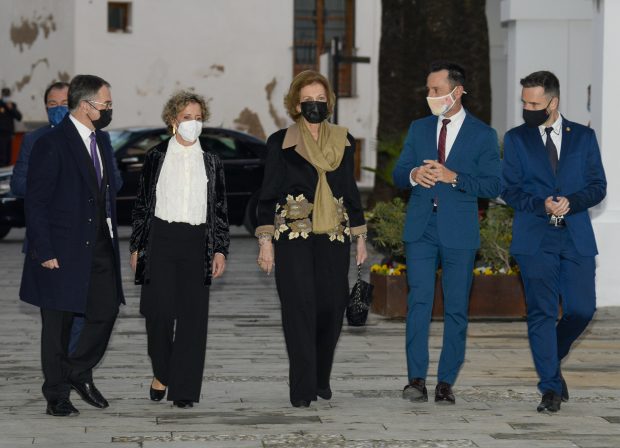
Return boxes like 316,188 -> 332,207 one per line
130,139 -> 230,285
256,127 -> 366,242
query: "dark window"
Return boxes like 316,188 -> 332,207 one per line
201,135 -> 255,160
294,0 -> 355,97
108,2 -> 131,33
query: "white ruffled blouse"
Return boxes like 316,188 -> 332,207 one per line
155,137 -> 208,225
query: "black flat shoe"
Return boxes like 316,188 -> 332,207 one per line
434,382 -> 456,404
560,373 -> 569,402
70,380 -> 109,408
173,400 -> 193,408
149,379 -> 166,401
402,378 -> 428,402
317,387 -> 332,400
291,400 -> 310,408
537,390 -> 561,413
46,399 -> 79,417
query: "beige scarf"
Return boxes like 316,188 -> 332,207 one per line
297,120 -> 349,233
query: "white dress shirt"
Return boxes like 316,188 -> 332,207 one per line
69,114 -> 104,179
155,136 -> 208,225
539,114 -> 563,157
410,106 -> 467,186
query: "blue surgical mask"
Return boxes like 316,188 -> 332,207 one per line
47,105 -> 69,126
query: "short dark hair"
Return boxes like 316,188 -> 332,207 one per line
429,61 -> 466,88
44,82 -> 70,104
68,75 -> 110,111
1,88 -> 10,97
520,70 -> 560,99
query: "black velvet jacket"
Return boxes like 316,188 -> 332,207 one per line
256,126 -> 366,241
130,139 -> 230,285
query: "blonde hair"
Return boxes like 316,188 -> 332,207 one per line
161,90 -> 210,132
284,70 -> 336,121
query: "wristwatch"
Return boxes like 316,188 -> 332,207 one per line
450,173 -> 459,187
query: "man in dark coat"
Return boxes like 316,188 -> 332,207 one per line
20,75 -> 125,417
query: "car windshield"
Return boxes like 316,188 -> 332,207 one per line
108,130 -> 137,152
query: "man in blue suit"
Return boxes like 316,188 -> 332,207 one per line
20,75 -> 125,416
393,61 -> 501,404
502,71 -> 606,413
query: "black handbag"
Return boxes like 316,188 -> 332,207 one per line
346,264 -> 374,326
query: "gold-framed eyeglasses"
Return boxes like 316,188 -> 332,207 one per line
87,100 -> 113,110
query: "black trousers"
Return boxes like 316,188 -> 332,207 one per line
141,218 -> 210,402
274,234 -> 351,404
0,133 -> 12,166
41,232 -> 119,403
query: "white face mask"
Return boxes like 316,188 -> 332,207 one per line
176,119 -> 202,142
426,86 -> 458,116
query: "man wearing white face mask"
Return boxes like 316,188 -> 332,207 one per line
393,61 -> 501,405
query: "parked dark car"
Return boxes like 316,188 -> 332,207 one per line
0,127 -> 266,239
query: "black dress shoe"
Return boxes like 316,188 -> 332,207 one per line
291,400 -> 311,408
402,378 -> 428,402
435,382 -> 455,404
317,387 -> 332,400
46,399 -> 80,417
173,400 -> 194,408
560,373 -> 569,402
537,391 -> 561,413
70,380 -> 109,408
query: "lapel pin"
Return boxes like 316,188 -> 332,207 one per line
566,127 -> 571,132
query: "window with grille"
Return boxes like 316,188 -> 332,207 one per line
294,0 -> 355,97
108,2 -> 132,33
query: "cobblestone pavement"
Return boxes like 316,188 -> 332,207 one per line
1,227 -> 619,448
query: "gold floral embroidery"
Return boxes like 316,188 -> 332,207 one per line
272,194 -> 350,242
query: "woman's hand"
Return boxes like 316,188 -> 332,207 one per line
130,251 -> 138,273
257,240 -> 275,275
212,253 -> 226,278
355,236 -> 368,266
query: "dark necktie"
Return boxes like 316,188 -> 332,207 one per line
438,118 -> 451,163
89,132 -> 102,187
545,127 -> 558,174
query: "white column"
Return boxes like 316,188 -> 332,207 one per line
591,0 -> 620,307
500,0 -> 592,130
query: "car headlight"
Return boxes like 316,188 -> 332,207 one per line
0,175 -> 11,196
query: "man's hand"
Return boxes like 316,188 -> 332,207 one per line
422,160 -> 457,184
212,253 -> 226,278
41,258 -> 59,269
545,196 -> 570,216
257,241 -> 275,275
411,165 -> 438,188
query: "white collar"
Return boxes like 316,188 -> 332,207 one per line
69,113 -> 95,140
539,113 -> 562,136
167,135 -> 203,153
439,106 -> 466,125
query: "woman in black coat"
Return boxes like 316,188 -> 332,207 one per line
130,90 -> 229,408
255,71 -> 367,407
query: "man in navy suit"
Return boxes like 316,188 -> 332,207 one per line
393,61 -> 501,404
20,75 -> 125,416
502,71 -> 606,413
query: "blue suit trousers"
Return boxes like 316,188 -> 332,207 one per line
515,226 -> 596,395
405,213 -> 476,385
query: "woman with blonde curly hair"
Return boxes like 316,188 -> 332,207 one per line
129,90 -> 229,408
255,71 -> 367,407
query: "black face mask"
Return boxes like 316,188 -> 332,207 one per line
522,100 -> 552,127
91,109 -> 113,130
300,101 -> 329,124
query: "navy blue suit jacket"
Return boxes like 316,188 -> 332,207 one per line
393,111 -> 501,249
19,115 -> 125,313
502,117 -> 606,256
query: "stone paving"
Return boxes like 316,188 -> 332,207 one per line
1,227 -> 620,448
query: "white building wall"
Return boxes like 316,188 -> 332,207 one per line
72,0 -> 293,139
486,0 -> 508,137
0,0 -> 75,124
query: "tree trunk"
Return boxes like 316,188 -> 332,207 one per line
374,0 -> 491,202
